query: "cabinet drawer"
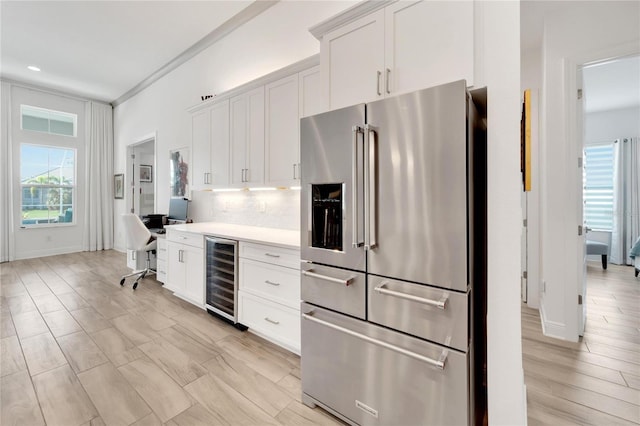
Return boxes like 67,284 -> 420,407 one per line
239,292 -> 300,353
240,242 -> 299,269
156,258 -> 166,284
167,230 -> 203,248
240,258 -> 299,308
156,239 -> 167,261
368,276 -> 468,352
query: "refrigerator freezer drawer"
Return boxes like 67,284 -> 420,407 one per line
301,263 -> 366,320
368,275 -> 469,352
301,303 -> 469,426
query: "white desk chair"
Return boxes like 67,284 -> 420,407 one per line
120,213 -> 157,290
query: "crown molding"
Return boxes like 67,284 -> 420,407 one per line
186,54 -> 319,113
112,1 -> 278,107
308,0 -> 395,40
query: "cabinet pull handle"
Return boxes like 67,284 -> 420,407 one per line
374,282 -> 448,309
264,253 -> 280,258
265,280 -> 280,286
385,68 -> 391,94
293,163 -> 297,180
264,317 -> 280,325
376,71 -> 382,96
303,311 -> 447,370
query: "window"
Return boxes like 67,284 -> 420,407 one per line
21,144 -> 75,226
583,144 -> 614,231
21,105 -> 77,137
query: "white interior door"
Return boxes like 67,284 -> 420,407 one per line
577,68 -> 587,336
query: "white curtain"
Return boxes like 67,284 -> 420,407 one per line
83,101 -> 114,251
610,137 -> 640,265
0,82 -> 14,262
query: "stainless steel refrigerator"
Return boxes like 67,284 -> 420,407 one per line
300,80 -> 487,425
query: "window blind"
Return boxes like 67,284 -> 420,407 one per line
583,144 -> 614,231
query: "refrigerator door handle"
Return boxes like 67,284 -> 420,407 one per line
302,269 -> 354,286
303,311 -> 447,370
352,125 -> 364,248
364,124 -> 377,250
374,282 -> 449,310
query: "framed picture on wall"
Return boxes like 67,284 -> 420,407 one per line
140,165 -> 152,182
114,174 -> 124,199
170,147 -> 190,198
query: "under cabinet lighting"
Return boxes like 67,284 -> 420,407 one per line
290,186 -> 301,190
212,188 -> 242,192
248,187 -> 277,191
27,65 -> 41,72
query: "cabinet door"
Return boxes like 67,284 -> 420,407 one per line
299,65 -> 323,118
183,245 -> 204,306
166,242 -> 185,293
265,74 -> 299,186
385,0 -> 474,95
230,94 -> 247,186
210,99 -> 230,187
322,9 -> 384,109
191,109 -> 211,188
245,86 -> 265,185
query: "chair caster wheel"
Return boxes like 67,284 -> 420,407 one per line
120,278 -> 125,286
133,281 -> 138,290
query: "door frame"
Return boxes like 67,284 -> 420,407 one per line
126,132 -> 156,216
563,41 -> 639,341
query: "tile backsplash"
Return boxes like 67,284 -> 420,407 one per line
189,189 -> 300,231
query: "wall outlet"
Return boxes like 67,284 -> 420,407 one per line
46,235 -> 52,242
223,200 -> 231,212
258,201 -> 267,213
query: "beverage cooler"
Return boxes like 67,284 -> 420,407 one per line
205,237 -> 240,325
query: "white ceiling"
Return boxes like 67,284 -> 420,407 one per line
0,1 -> 252,103
1,0 -> 638,112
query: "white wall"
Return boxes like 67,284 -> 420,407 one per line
585,106 -> 640,143
539,1 -> 640,340
113,1 -> 356,251
475,2 -> 526,424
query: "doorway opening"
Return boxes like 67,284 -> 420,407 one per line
126,134 -> 156,216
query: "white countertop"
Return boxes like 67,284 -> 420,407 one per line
165,222 -> 300,249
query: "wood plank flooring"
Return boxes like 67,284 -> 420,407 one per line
523,261 -> 640,425
0,250 -> 343,426
3,251 -> 639,425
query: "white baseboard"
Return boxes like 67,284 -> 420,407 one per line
15,245 -> 83,260
539,302 -> 566,339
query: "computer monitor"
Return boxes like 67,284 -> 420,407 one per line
168,198 -> 189,221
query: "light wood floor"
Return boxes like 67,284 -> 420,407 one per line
0,250 -> 344,426
523,261 -> 640,425
3,251 -> 639,425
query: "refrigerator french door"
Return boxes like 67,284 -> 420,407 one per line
300,80 -> 487,425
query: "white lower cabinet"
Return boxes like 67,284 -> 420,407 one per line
156,238 -> 167,284
166,230 -> 204,307
239,242 -> 301,354
239,292 -> 300,354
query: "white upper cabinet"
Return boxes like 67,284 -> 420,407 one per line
230,86 -> 265,186
191,109 -> 211,188
190,99 -> 230,189
299,65 -> 323,118
384,0 -> 473,96
321,9 -> 385,109
210,99 -> 230,187
265,74 -> 299,186
318,0 -> 474,110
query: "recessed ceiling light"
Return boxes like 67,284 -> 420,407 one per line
27,65 -> 40,72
